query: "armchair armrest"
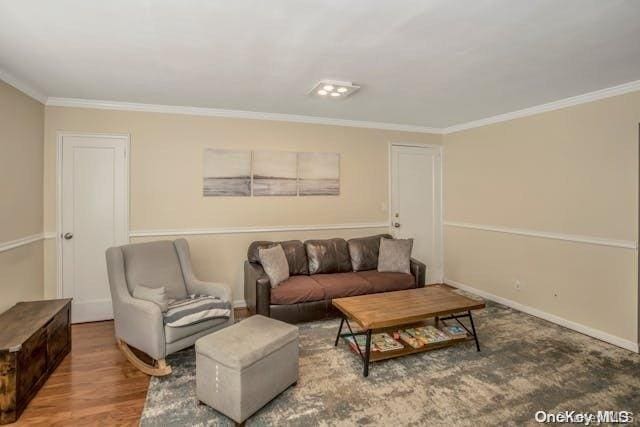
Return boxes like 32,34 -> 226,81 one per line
410,257 -> 427,288
174,238 -> 232,301
186,278 -> 232,302
244,261 -> 271,316
114,294 -> 166,359
106,246 -> 166,359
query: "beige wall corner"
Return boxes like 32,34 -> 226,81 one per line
0,80 -> 45,313
443,90 -> 640,346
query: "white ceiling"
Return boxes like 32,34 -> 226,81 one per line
1,0 -> 639,128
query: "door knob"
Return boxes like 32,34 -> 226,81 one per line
393,222 -> 401,228
63,232 -> 74,240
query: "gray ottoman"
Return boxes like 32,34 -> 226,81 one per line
195,315 -> 299,424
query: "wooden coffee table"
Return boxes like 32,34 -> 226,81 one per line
332,284 -> 485,377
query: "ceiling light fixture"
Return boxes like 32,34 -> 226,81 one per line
309,80 -> 360,99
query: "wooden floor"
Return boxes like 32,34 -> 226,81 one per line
16,321 -> 149,426
15,308 -> 250,426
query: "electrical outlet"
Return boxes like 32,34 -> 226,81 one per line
515,280 -> 522,291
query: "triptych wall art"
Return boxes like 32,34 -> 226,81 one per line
203,149 -> 340,197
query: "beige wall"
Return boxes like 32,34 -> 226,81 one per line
0,80 -> 44,313
43,106 -> 441,300
443,91 -> 640,345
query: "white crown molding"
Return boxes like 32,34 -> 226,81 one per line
0,233 -> 45,253
45,97 -> 443,134
445,278 -> 638,353
442,79 -> 640,134
0,69 -> 47,104
444,221 -> 637,250
129,222 -> 389,238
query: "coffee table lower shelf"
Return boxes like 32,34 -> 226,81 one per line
334,313 -> 481,377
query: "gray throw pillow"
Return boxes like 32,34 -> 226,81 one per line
133,285 -> 170,312
377,238 -> 413,274
259,244 -> 290,288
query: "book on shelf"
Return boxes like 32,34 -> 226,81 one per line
405,326 -> 451,345
344,335 -> 376,353
344,333 -> 404,353
441,324 -> 467,338
372,333 -> 404,352
398,331 -> 423,348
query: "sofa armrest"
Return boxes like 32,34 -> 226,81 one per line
244,261 -> 271,316
410,257 -> 427,288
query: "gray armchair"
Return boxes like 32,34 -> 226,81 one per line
106,238 -> 233,376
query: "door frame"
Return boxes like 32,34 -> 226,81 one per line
55,132 -> 131,299
388,142 -> 444,283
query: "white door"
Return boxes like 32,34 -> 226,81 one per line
390,144 -> 442,283
60,134 -> 129,323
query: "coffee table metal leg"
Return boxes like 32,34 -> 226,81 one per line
468,311 -> 480,352
334,317 -> 345,347
363,329 -> 372,377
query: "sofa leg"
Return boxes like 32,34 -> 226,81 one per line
117,339 -> 172,376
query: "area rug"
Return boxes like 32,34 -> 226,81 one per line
140,298 -> 640,426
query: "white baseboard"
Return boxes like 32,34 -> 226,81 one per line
444,278 -> 639,353
233,300 -> 247,309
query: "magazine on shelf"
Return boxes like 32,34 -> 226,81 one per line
441,324 -> 467,338
372,333 -> 404,352
399,331 -> 423,348
344,333 -> 404,353
406,326 -> 451,345
344,335 -> 377,353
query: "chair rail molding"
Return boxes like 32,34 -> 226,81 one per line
0,233 -> 46,253
444,221 -> 637,250
129,222 -> 390,238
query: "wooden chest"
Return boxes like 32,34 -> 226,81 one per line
0,299 -> 72,424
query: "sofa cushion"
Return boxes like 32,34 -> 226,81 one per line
258,245 -> 290,287
312,272 -> 374,299
378,237 -> 413,274
248,240 -> 309,275
356,270 -> 416,293
133,284 -> 170,312
121,240 -> 188,300
270,276 -> 325,305
305,238 -> 352,274
347,234 -> 391,272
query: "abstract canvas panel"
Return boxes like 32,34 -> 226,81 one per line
253,151 -> 298,196
203,149 -> 252,196
298,152 -> 340,196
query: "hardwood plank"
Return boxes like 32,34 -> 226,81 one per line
15,306 -> 246,425
14,321 -> 150,426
